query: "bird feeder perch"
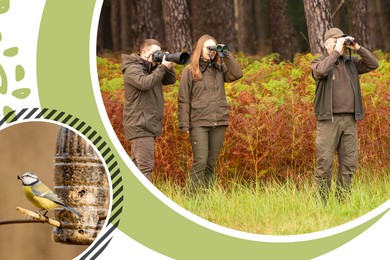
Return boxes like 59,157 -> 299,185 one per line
52,126 -> 109,245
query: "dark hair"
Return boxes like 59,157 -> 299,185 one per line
140,39 -> 162,53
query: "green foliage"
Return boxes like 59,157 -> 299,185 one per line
96,57 -> 123,96
99,77 -> 123,94
98,51 -> 390,186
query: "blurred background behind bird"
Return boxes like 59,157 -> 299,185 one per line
0,122 -> 87,260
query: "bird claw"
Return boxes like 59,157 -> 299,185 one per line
35,210 -> 48,217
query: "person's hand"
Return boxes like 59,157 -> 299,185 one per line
346,41 -> 360,51
334,37 -> 345,54
180,127 -> 189,134
162,55 -> 174,69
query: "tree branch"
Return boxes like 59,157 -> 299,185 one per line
0,207 -> 61,227
300,32 -> 310,48
332,0 -> 345,18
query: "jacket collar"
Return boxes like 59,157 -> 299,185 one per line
199,57 -> 223,73
137,54 -> 157,73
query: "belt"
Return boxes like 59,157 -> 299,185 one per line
333,113 -> 354,117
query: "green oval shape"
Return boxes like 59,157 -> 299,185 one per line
3,47 -> 18,57
0,64 -> 8,94
0,0 -> 10,14
12,88 -> 31,99
15,65 -> 25,82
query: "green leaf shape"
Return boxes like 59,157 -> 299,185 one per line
0,64 -> 7,94
0,0 -> 10,14
2,105 -> 15,123
12,88 -> 31,99
15,65 -> 25,82
3,47 -> 18,57
0,32 -> 2,42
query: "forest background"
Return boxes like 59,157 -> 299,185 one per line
97,0 -> 390,58
97,0 -> 389,187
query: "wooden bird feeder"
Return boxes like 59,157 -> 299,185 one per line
52,126 -> 109,245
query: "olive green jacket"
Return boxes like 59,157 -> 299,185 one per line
178,52 -> 243,131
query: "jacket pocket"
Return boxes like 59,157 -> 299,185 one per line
190,101 -> 207,122
218,100 -> 229,121
141,108 -> 162,135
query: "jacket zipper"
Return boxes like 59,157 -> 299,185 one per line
330,69 -> 334,122
345,62 -> 356,120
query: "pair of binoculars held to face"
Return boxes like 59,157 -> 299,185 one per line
207,44 -> 228,53
343,36 -> 357,46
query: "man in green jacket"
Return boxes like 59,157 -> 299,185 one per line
311,28 -> 378,203
122,39 -> 176,181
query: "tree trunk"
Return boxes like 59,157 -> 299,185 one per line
269,0 -> 299,60
303,0 -> 333,54
235,0 -> 256,55
367,0 -> 390,52
97,2 -> 112,53
254,1 -> 271,55
191,0 -> 238,51
329,0 -> 348,30
347,0 -> 370,49
119,0 -> 130,52
380,0 -> 390,52
161,0 -> 193,53
110,0 -> 121,52
130,0 -> 165,53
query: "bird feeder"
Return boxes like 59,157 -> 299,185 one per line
52,126 -> 109,245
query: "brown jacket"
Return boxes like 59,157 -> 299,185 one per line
178,52 -> 243,131
311,47 -> 378,121
122,53 -> 176,140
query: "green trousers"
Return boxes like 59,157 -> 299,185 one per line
315,114 -> 358,202
188,126 -> 227,192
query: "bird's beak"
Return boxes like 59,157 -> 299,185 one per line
17,175 -> 22,180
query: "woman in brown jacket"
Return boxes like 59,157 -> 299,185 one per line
178,34 -> 243,192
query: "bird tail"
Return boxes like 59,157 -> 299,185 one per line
63,205 -> 83,218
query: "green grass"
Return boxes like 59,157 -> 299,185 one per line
155,169 -> 390,235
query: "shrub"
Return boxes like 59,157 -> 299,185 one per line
97,52 -> 390,186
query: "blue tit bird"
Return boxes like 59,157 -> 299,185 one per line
17,172 -> 82,218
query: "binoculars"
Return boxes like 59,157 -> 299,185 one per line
343,36 -> 357,46
207,44 -> 228,53
152,50 -> 191,65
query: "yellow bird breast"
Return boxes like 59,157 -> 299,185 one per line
22,186 -> 59,210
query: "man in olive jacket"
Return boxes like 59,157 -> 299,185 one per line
122,39 -> 176,181
311,28 -> 378,203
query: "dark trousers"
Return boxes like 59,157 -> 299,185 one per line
188,126 -> 227,192
315,115 -> 358,202
130,136 -> 155,181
